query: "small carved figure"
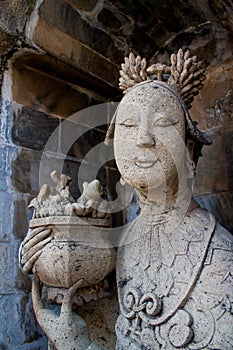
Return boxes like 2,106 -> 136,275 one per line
73,179 -> 108,218
28,171 -> 108,219
28,171 -> 74,218
20,49 -> 233,349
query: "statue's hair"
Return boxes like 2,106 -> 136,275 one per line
105,80 -> 212,166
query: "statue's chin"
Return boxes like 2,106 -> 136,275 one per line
127,174 -> 170,193
132,182 -> 168,203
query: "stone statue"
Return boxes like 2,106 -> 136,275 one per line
19,49 -> 233,349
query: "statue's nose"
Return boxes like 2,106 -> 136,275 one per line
136,129 -> 155,148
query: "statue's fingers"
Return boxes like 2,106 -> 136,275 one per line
83,207 -> 92,216
74,207 -> 85,216
18,240 -> 25,269
22,228 -> 52,254
21,236 -> 52,265
21,250 -> 42,274
23,226 -> 50,244
68,278 -> 84,298
97,210 -> 106,218
61,279 -> 84,314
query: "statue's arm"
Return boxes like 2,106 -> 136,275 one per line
32,274 -> 103,350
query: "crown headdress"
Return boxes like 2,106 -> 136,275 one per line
119,48 -> 206,110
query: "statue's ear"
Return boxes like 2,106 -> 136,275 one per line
105,121 -> 115,146
105,108 -> 119,146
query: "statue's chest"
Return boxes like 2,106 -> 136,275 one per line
115,214 -> 216,349
116,235 -> 199,324
116,223 -> 206,302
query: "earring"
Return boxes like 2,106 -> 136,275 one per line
186,159 -> 195,179
120,177 -> 126,186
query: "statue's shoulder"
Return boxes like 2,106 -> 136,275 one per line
189,206 -> 233,297
186,208 -> 233,349
192,205 -> 233,251
182,205 -> 232,277
178,205 -> 215,245
188,204 -> 233,258
210,220 -> 233,251
204,218 -> 233,274
185,205 -> 233,248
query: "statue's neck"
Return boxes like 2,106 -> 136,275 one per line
138,186 -> 191,211
130,199 -> 200,243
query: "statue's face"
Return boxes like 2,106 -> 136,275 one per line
114,82 -> 187,195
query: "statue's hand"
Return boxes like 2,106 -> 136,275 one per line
32,275 -> 92,350
19,226 -> 53,274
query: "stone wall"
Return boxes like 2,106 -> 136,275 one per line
0,0 -> 232,348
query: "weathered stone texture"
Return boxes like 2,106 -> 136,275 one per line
12,148 -> 42,195
0,0 -> 233,348
97,5 -> 127,33
109,0 -> 155,30
0,29 -> 16,58
0,0 -> 33,79
60,119 -> 108,162
141,0 -> 207,31
39,0 -> 124,64
0,191 -> 14,241
0,146 -> 15,191
33,17 -> 119,90
208,0 -> 233,31
0,0 -> 30,35
13,194 -> 32,240
78,295 -> 118,349
67,0 -> 99,12
12,107 -> 60,151
12,52 -> 119,99
0,240 -> 22,293
1,99 -> 15,145
0,293 -> 46,350
12,63 -> 104,118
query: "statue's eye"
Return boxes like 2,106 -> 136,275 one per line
119,118 -> 137,127
153,115 -> 179,127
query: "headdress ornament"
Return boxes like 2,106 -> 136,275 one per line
119,48 -> 206,110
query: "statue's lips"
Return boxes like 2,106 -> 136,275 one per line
134,158 -> 158,168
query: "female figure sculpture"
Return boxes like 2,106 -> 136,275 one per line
20,49 -> 233,349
